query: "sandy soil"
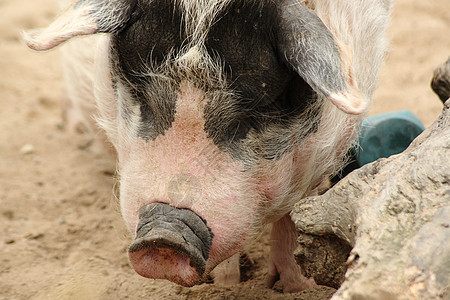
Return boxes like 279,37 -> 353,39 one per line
0,0 -> 448,299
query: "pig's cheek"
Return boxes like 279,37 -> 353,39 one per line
119,187 -> 141,235
188,180 -> 260,269
256,152 -> 298,203
199,198 -> 254,269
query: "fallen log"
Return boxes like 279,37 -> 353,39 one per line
292,100 -> 450,299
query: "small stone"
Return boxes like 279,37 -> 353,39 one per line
77,138 -> 93,150
2,210 -> 14,220
27,233 -> 44,240
59,216 -> 67,225
20,144 -> 35,155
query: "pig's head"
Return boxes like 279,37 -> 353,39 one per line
25,0 -> 367,286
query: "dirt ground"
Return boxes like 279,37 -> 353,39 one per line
0,0 -> 448,299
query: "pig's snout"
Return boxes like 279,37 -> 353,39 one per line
128,203 -> 213,286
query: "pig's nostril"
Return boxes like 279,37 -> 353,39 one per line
128,203 -> 213,280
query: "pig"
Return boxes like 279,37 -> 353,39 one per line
24,0 -> 391,292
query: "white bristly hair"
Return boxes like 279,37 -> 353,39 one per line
177,0 -> 234,46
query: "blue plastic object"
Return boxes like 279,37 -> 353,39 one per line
356,110 -> 425,166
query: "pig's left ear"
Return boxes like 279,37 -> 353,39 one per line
24,0 -> 137,51
276,0 -> 368,115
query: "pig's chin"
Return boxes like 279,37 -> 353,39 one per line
129,247 -> 203,286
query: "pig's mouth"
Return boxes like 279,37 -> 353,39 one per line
128,202 -> 213,286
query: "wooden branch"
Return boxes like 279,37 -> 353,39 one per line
292,100 -> 450,299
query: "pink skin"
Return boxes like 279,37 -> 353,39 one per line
253,149 -> 318,292
119,81 -> 260,286
130,248 -> 201,286
267,214 -> 316,292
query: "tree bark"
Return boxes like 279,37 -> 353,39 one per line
292,100 -> 450,299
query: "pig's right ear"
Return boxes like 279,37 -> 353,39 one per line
24,0 -> 137,51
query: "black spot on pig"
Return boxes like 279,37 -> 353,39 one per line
111,0 -> 186,140
204,1 -> 318,159
110,0 -> 321,159
114,0 -> 186,77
